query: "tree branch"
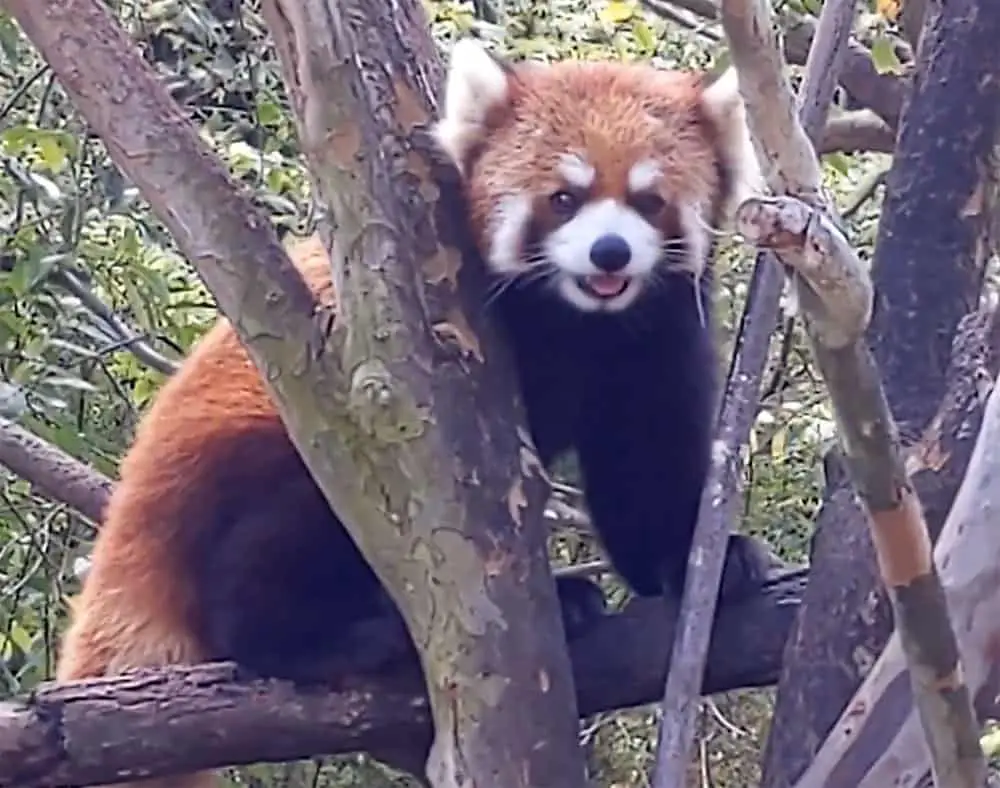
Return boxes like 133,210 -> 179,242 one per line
0,572 -> 804,787
0,417 -> 111,523
820,110 -> 895,155
723,0 -> 989,778
258,3 -> 588,783
50,269 -> 181,377
791,362 -> 1000,787
762,307 -> 1000,787
639,0 -> 908,128
761,0 -> 1000,778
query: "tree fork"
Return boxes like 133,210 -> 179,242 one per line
3,0 -> 588,785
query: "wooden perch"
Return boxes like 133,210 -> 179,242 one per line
651,0 -> 860,783
718,0 -> 989,781
0,572 -> 804,787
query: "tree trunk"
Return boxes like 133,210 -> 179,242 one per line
3,0 -> 589,785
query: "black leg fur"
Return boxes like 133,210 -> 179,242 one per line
196,468 -> 607,687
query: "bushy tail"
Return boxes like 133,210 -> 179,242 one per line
57,567 -> 217,788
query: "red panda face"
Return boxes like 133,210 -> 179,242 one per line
433,40 -> 761,314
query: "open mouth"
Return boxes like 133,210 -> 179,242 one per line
577,274 -> 631,299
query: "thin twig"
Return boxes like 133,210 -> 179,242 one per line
52,269 -> 181,376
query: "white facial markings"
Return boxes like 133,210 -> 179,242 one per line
487,192 -> 534,274
543,198 -> 663,312
557,153 -> 596,190
627,159 -> 663,193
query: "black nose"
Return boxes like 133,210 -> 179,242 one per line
589,233 -> 632,273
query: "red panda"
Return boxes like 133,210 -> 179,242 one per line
56,39 -> 766,788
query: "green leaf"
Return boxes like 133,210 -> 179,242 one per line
257,100 -> 283,127
599,0 -> 635,24
36,131 -> 68,172
630,17 -> 656,53
870,34 -> 904,75
824,151 -> 852,176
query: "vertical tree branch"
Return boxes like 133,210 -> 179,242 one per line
250,2 -> 592,786
868,0 -> 1000,439
650,0 -> 858,783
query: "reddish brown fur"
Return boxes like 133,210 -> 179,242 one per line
56,237 -> 334,788
56,50 -> 759,788
465,62 -> 726,251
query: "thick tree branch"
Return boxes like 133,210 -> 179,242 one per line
0,573 -> 804,788
820,110 -> 895,155
258,3 -> 586,784
867,0 -> 1000,438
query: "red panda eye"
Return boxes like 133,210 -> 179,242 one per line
631,193 -> 666,217
549,190 -> 581,216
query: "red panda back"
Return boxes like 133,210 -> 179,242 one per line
56,236 -> 336,682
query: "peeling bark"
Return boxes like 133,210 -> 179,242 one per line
762,309 -> 1000,787
792,369 -> 1000,787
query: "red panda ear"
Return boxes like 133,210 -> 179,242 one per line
432,39 -> 516,175
700,67 -> 765,214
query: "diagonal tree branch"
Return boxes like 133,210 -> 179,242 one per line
0,417 -> 111,522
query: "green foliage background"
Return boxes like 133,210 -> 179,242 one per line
0,0 -> 897,784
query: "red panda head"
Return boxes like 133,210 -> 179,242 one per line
432,39 -> 762,314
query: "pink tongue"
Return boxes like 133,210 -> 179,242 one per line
586,274 -> 627,296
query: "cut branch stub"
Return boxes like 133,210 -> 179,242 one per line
734,195 -> 873,347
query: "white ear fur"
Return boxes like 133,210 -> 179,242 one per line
432,39 -> 512,174
701,67 -> 765,214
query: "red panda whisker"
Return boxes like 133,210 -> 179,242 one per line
689,210 -> 735,241
484,263 -> 559,309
